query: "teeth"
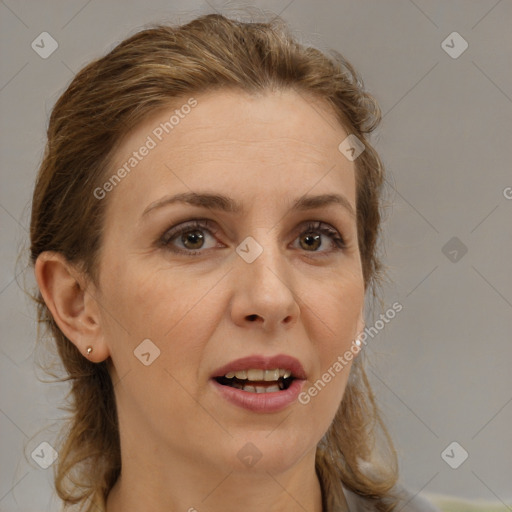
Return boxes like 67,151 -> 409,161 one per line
224,368 -> 293,381
264,369 -> 280,381
243,384 -> 281,393
247,369 -> 264,381
222,378 -> 287,393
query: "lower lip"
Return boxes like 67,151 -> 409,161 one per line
210,378 -> 305,413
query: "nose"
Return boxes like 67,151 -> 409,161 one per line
229,232 -> 300,331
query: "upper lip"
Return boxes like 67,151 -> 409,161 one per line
212,354 -> 307,380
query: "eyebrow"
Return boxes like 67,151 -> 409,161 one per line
141,191 -> 356,219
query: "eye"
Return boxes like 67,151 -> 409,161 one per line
159,219 -> 221,256
293,221 -> 346,257
158,219 -> 346,257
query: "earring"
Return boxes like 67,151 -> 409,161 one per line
86,346 -> 93,355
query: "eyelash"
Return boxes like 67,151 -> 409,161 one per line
159,218 -> 346,258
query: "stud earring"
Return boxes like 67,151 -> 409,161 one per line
86,346 -> 93,355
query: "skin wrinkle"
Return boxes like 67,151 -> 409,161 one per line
172,139 -> 340,164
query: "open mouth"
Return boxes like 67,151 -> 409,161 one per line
214,369 -> 295,393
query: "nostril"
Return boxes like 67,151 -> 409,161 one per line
247,314 -> 258,322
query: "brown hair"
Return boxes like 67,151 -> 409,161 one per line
29,12 -> 399,512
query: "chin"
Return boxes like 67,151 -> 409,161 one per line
220,429 -> 318,475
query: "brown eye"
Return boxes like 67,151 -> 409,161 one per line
299,233 -> 321,251
179,229 -> 205,250
160,219 -> 220,255
159,219 -> 345,258
294,221 -> 346,256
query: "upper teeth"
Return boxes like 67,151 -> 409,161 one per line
224,369 -> 292,380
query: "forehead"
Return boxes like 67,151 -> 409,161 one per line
169,89 -> 347,152
103,88 -> 356,220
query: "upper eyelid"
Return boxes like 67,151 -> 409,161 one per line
162,218 -> 343,235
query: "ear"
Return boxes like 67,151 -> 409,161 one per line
34,251 -> 111,362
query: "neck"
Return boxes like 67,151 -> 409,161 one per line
105,445 -> 325,512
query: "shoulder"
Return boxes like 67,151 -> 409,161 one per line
342,483 -> 443,512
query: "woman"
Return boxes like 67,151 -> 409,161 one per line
30,13 -> 441,512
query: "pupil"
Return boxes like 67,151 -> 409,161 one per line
183,231 -> 203,249
302,233 -> 320,250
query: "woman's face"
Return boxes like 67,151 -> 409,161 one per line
94,89 -> 365,475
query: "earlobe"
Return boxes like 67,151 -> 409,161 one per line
34,251 -> 110,362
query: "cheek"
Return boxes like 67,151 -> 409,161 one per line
102,257 -> 208,333
304,268 -> 364,344
101,260 -> 223,375
300,269 -> 363,402
102,261 -> 222,417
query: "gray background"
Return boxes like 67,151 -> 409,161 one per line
1,1 -> 511,511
